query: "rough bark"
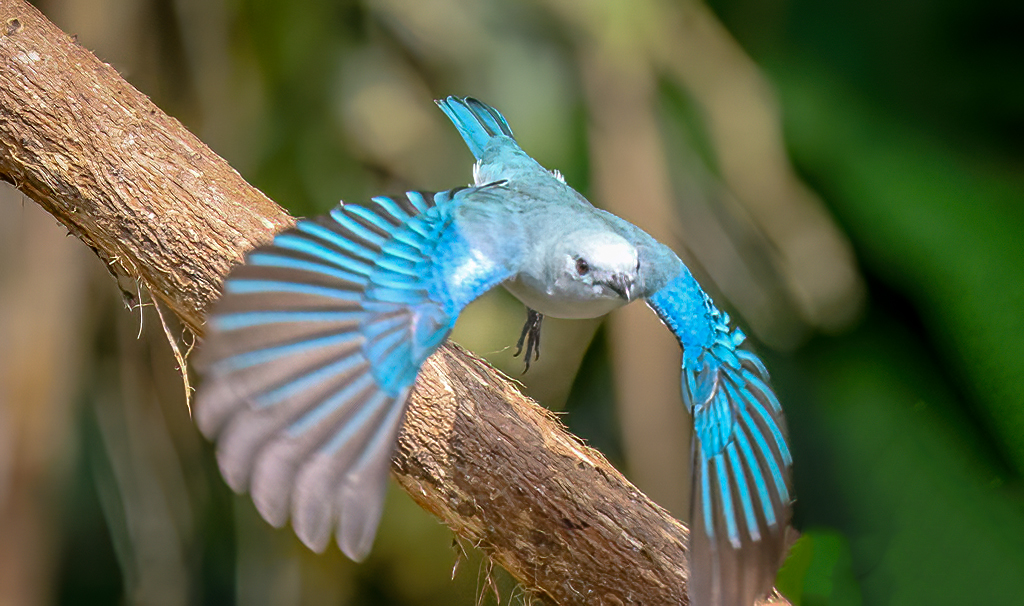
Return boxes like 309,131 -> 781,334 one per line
0,2 -> 790,604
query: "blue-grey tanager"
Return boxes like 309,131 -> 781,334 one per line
196,96 -> 793,606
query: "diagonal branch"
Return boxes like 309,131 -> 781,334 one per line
0,2 -> 789,604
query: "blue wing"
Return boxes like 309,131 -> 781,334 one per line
195,187 -> 517,560
647,268 -> 793,606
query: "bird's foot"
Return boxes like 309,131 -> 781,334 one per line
513,308 -> 543,373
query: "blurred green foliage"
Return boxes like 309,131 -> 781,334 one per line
7,0 -> 1023,604
776,529 -> 860,606
713,0 -> 1024,603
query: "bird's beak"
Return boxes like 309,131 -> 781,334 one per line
608,274 -> 636,302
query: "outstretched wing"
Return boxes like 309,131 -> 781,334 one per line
195,187 -> 517,561
647,267 -> 793,606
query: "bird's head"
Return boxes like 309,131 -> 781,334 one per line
554,231 -> 641,303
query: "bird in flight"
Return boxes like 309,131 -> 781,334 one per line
196,96 -> 793,606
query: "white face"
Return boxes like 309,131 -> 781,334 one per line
503,230 -> 642,319
553,231 -> 640,303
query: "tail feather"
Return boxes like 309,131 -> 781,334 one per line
436,96 -> 515,159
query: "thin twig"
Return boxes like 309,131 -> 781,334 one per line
151,289 -> 194,416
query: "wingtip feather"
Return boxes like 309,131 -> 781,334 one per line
685,344 -> 793,606
691,445 -> 790,606
337,478 -> 385,562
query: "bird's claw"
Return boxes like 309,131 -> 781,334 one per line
514,308 -> 543,373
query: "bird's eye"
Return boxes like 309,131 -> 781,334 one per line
575,258 -> 590,276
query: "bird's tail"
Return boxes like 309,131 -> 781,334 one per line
436,96 -> 515,159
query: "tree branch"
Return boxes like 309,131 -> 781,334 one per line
0,2 -> 789,604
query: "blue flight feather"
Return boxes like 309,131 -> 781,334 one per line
195,185 -> 518,560
647,267 -> 792,606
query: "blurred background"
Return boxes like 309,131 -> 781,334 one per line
1,0 -> 1023,604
